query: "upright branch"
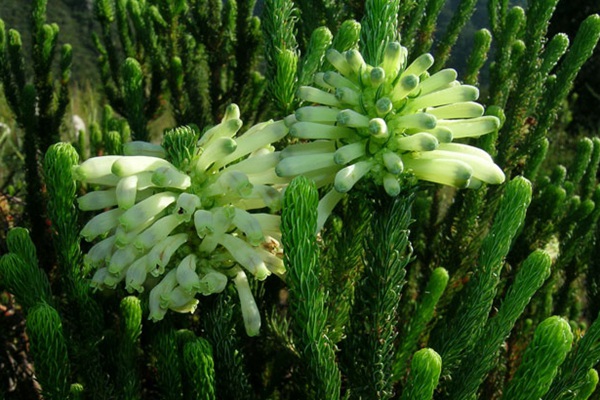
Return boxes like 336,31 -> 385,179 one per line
341,194 -> 413,399
263,0 -> 299,116
430,177 -> 532,377
360,0 -> 400,65
281,176 -> 341,400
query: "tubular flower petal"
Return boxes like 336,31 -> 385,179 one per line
73,106 -> 286,335
233,269 -> 261,337
282,41 -> 505,228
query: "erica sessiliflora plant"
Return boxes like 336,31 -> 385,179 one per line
74,105 -> 288,336
277,41 -> 505,229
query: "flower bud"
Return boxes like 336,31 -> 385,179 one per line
383,173 -> 401,196
335,87 -> 360,106
381,42 -> 403,80
197,118 -> 243,148
337,109 -> 370,128
382,151 -> 404,174
323,70 -> 359,90
390,74 -> 419,102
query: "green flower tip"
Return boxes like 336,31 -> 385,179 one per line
283,41 -> 505,226
75,105 -> 285,335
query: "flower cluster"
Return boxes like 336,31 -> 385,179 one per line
278,42 -> 505,229
73,105 -> 287,336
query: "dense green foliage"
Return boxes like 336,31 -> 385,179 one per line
1,0 -> 600,399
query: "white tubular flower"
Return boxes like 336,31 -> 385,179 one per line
233,269 -> 261,337
197,118 -> 243,148
72,156 -> 123,185
175,254 -> 201,294
84,235 -> 116,269
255,247 -> 285,276
74,105 -> 286,335
123,141 -> 167,158
133,214 -> 183,250
114,215 -> 160,248
108,245 -> 140,274
232,208 -> 265,246
125,255 -> 150,293
119,192 -> 178,231
103,267 -> 127,289
162,287 -> 199,314
77,189 -> 118,211
252,214 -> 281,236
195,137 -> 238,173
198,270 -> 228,295
116,175 -> 139,210
174,193 -> 201,222
148,269 -> 178,321
211,120 -> 288,169
111,156 -> 173,177
81,208 -> 124,242
91,267 -> 110,290
151,166 -> 192,189
147,233 -> 189,276
282,41 -> 505,229
218,234 -> 271,281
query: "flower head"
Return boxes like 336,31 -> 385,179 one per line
75,104 -> 287,335
279,42 -> 505,230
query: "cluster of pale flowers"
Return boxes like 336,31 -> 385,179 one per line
278,41 -> 506,230
74,105 -> 287,336
75,43 -> 505,336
